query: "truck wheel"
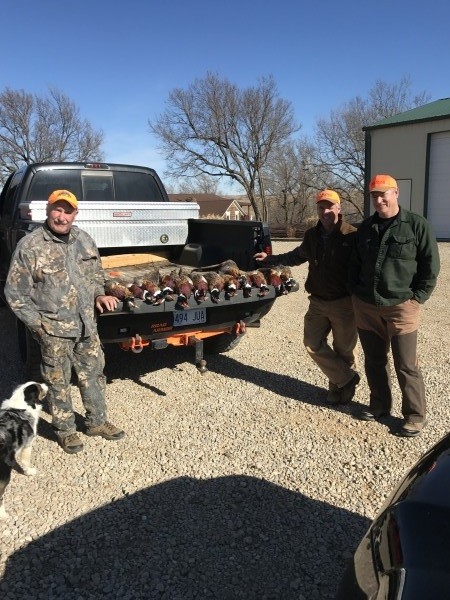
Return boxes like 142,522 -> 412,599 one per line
204,332 -> 242,354
17,320 -> 42,381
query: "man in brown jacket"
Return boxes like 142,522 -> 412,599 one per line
255,189 -> 359,404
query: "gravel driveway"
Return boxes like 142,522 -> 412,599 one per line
0,241 -> 449,600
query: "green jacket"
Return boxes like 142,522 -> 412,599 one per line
263,217 -> 357,300
5,223 -> 106,337
349,208 -> 440,306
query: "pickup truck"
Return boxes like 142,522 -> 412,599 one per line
0,161 -> 295,378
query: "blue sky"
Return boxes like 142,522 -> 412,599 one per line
2,0 -> 450,190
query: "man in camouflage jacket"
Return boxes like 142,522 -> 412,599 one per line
5,190 -> 125,454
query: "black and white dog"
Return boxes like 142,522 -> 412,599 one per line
0,381 -> 48,519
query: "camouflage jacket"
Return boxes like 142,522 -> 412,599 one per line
5,223 -> 106,338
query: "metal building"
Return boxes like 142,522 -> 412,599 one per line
364,98 -> 450,239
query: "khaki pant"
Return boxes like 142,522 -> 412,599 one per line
303,295 -> 358,388
352,296 -> 425,422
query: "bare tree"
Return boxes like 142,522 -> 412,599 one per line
265,140 -> 317,235
0,87 -> 104,184
149,72 -> 299,221
176,173 -> 221,195
310,76 -> 430,216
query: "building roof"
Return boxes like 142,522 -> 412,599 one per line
364,98 -> 450,131
168,194 -> 245,218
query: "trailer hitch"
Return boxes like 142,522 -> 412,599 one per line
188,336 -> 208,374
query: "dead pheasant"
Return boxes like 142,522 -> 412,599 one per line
128,279 -> 148,301
217,259 -> 240,277
140,269 -> 164,305
222,273 -> 238,299
190,272 -> 209,303
203,271 -> 225,304
279,265 -> 296,292
247,269 -> 269,297
258,267 -> 286,296
173,270 -> 194,309
104,280 -> 136,310
159,269 -> 178,301
237,271 -> 253,298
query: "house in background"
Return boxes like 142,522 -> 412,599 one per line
169,194 -> 253,220
364,98 -> 450,239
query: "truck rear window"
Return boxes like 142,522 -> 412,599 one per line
27,169 -> 165,203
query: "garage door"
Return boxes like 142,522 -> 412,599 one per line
428,131 -> 450,239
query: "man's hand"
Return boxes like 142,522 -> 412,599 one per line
253,252 -> 268,261
95,294 -> 119,313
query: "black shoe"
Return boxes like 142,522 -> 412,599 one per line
358,409 -> 389,422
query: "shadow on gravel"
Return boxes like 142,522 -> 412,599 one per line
102,345 -> 327,407
1,475 -> 370,600
206,355 -> 326,406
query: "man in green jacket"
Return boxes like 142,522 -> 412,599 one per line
255,189 -> 359,405
349,174 -> 440,437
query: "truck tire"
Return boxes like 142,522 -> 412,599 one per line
204,332 -> 242,354
17,320 -> 42,381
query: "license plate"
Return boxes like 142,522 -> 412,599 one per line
173,308 -> 207,327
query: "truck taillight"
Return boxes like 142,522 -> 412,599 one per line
264,245 -> 272,255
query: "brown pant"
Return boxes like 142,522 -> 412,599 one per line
352,296 -> 425,422
303,295 -> 358,388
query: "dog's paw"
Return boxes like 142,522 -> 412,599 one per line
23,466 -> 37,476
0,505 -> 8,519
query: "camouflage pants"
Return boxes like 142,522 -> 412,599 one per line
39,331 -> 107,433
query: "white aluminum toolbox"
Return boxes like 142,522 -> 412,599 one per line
20,201 -> 200,248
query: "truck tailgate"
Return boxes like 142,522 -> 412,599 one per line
97,287 -> 277,343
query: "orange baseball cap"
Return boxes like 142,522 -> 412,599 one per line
369,175 -> 398,192
316,189 -> 340,204
47,189 -> 78,209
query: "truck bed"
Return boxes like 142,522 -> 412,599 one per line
98,257 -> 285,343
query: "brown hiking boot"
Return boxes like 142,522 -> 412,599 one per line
339,373 -> 361,404
57,432 -> 84,454
398,420 -> 427,438
86,421 -> 125,440
326,387 -> 342,405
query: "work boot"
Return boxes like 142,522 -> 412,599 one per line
397,420 -> 427,438
86,421 -> 125,440
339,373 -> 361,404
326,384 -> 341,405
358,408 -> 389,422
57,431 -> 84,454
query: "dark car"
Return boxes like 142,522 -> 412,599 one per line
337,432 -> 450,599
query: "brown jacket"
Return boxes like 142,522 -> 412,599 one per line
264,217 -> 357,300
